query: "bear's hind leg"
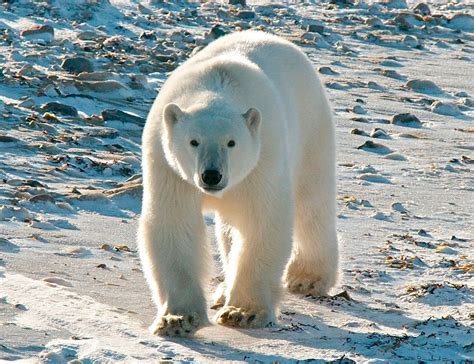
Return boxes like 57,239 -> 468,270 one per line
285,156 -> 339,297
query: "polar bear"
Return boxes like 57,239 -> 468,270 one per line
138,30 -> 338,337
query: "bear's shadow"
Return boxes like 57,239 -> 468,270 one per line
170,297 -> 437,362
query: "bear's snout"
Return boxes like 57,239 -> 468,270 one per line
201,169 -> 223,188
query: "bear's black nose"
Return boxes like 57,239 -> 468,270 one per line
201,170 -> 222,186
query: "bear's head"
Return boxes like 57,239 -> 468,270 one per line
162,101 -> 261,196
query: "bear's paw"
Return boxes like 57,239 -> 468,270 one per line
215,306 -> 274,329
150,312 -> 200,337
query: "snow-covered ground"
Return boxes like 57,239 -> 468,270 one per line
0,0 -> 473,362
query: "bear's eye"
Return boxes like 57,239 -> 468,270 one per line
227,140 -> 236,148
190,140 -> 199,147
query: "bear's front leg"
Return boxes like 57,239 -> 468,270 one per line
215,186 -> 293,328
138,177 -> 209,337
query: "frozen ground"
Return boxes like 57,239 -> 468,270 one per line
0,0 -> 473,362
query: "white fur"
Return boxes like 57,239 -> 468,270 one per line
138,31 -> 339,336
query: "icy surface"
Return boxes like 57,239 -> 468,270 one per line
0,0 -> 473,362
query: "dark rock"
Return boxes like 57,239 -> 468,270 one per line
229,0 -> 246,6
413,3 -> 430,16
391,113 -> 422,127
210,25 -> 226,39
61,57 -> 94,74
237,10 -> 255,20
42,102 -> 78,117
101,109 -> 145,126
307,24 -> 325,33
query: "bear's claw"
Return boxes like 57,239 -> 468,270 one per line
150,312 -> 200,337
215,306 -> 273,328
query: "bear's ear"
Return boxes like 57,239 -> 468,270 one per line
243,108 -> 261,135
163,103 -> 183,127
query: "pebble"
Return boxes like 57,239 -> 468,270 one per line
42,102 -> 78,117
358,173 -> 392,184
357,141 -> 393,155
430,101 -> 462,116
391,202 -> 408,213
384,152 -> 407,161
403,35 -> 420,48
307,24 -> 325,34
370,128 -> 389,139
379,0 -> 407,9
101,109 -> 145,126
20,24 -> 54,43
413,3 -> 430,16
406,79 -> 443,95
318,66 -> 338,75
391,113 -> 422,127
448,13 -> 474,32
351,128 -> 368,136
61,57 -> 94,74
29,194 -> 56,204
237,10 -> 255,20
351,105 -> 367,114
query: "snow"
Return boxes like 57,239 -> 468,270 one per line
0,0 -> 473,362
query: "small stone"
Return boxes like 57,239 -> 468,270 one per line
413,3 -> 430,16
352,105 -> 367,114
448,13 -> 474,32
318,66 -> 338,75
42,102 -> 78,117
379,0 -> 407,9
351,128 -> 368,136
431,101 -> 462,116
307,24 -> 325,33
20,24 -> 54,42
237,10 -> 255,20
210,25 -> 226,39
229,0 -> 246,5
101,109 -> 145,126
29,194 -> 55,203
403,35 -> 420,48
61,57 -> 94,74
406,79 -> 443,94
370,128 -> 389,139
391,113 -> 422,127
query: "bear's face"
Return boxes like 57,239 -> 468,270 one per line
163,103 -> 261,196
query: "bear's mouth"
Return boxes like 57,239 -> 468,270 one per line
202,185 -> 224,192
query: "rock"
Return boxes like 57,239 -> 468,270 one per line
384,152 -> 406,161
29,194 -> 55,203
406,79 -> 443,94
307,24 -> 325,33
229,0 -> 246,5
351,128 -> 368,136
42,102 -> 78,117
352,105 -> 367,114
382,69 -> 404,80
20,24 -> 54,43
431,101 -> 462,116
209,25 -> 226,39
74,80 -> 126,94
357,141 -> 393,155
379,0 -> 407,9
391,113 -> 422,127
393,12 -> 423,29
61,57 -> 94,74
448,13 -> 474,32
391,202 -> 408,213
101,109 -> 145,126
413,3 -> 430,16
237,10 -> 255,20
403,35 -> 420,48
318,66 -> 338,75
77,30 -> 106,42
370,128 -> 389,139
